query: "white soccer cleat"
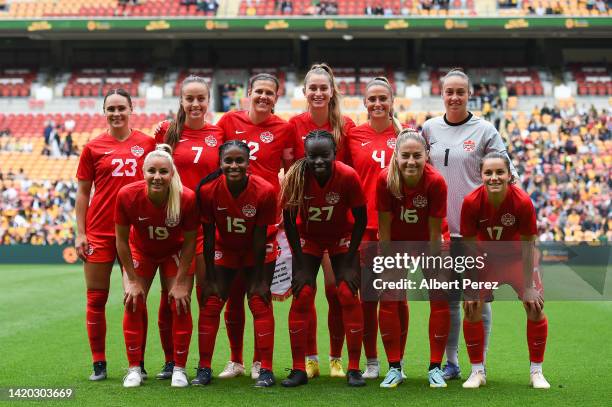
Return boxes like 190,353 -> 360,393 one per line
251,361 -> 261,380
123,367 -> 143,388
218,361 -> 246,379
362,360 -> 380,379
530,371 -> 551,389
171,367 -> 189,388
462,370 -> 486,388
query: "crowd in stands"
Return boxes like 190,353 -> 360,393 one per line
0,100 -> 609,245
0,178 -> 76,245
181,0 -> 219,14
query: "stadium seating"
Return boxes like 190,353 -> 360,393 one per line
0,69 -> 36,98
503,67 -> 543,96
571,65 -> 611,96
0,0 -> 217,18
62,68 -> 143,98
498,0 -> 610,16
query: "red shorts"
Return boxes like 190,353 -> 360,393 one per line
84,233 -> 117,263
129,249 -> 196,279
466,259 -> 544,301
301,235 -> 351,257
215,235 -> 278,269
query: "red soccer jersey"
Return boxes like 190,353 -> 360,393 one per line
217,110 -> 293,193
76,130 -> 155,237
289,112 -> 355,163
376,164 -> 448,241
115,181 -> 199,261
154,121 -> 224,191
346,123 -> 397,232
296,161 -> 367,241
199,174 -> 277,250
460,184 -> 537,241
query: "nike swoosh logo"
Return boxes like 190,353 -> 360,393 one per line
217,207 -> 227,210
361,142 -> 371,146
350,329 -> 363,334
258,332 -> 273,337
434,334 -> 446,339
289,329 -> 303,334
381,333 -> 390,337
128,346 -> 140,351
235,130 -> 246,134
179,139 -> 188,142
479,219 -> 488,223
177,350 -> 187,354
304,196 -> 314,200
138,217 -> 149,221
87,321 -> 97,325
104,150 -> 115,154
533,341 -> 546,346
466,343 -> 478,347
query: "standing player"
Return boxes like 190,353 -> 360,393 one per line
216,73 -> 293,379
115,144 -> 197,388
346,77 -> 403,379
459,152 -> 549,389
289,63 -> 356,378
196,141 -> 278,388
75,89 -> 155,381
375,129 -> 450,388
421,68 -> 517,380
280,130 -> 367,388
154,75 -> 224,380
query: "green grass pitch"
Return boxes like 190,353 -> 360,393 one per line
1,264 -> 610,406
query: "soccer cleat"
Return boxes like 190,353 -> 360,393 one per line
254,368 -> 275,388
306,359 -> 320,379
530,371 -> 551,389
462,370 -> 486,389
123,366 -> 143,388
442,362 -> 462,380
139,361 -> 148,380
191,367 -> 212,386
89,361 -> 107,381
281,369 -> 308,387
251,361 -> 261,379
171,367 -> 189,388
347,369 -> 366,387
329,358 -> 346,378
362,360 -> 380,379
218,361 -> 245,379
428,367 -> 448,388
156,361 -> 175,380
380,367 -> 403,388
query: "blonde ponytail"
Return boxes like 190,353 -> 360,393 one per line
144,144 -> 183,225
386,129 -> 427,199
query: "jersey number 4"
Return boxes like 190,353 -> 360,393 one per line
371,150 -> 388,169
111,158 -> 137,177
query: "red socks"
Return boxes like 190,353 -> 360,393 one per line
463,319 -> 485,364
378,301 -> 402,364
288,285 -> 315,371
199,296 -> 224,368
399,300 -> 409,361
158,289 -> 173,363
170,300 -> 192,368
527,317 -> 548,363
361,299 -> 378,360
325,284 -> 345,358
306,302 -> 318,356
249,296 -> 275,370
337,281 -> 363,371
429,301 -> 450,364
86,289 -> 108,363
225,277 -> 246,364
123,298 -> 146,367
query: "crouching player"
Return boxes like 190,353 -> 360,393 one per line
115,144 -> 197,388
376,129 -> 450,388
460,152 -> 549,389
196,140 -> 278,388
281,130 -> 367,387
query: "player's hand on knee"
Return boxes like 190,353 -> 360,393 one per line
291,270 -> 309,298
522,287 -> 544,314
124,280 -> 145,312
169,283 -> 191,315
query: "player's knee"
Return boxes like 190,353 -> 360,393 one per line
86,289 -> 108,308
291,284 -> 315,313
248,295 -> 272,318
204,296 -> 225,317
337,281 -> 359,307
